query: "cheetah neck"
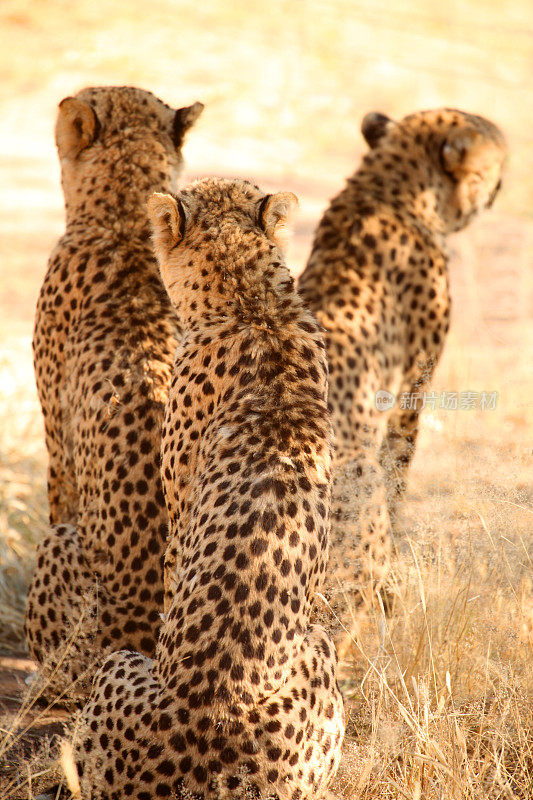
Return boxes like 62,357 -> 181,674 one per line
166,233 -> 301,335
352,155 -> 451,239
62,143 -> 178,233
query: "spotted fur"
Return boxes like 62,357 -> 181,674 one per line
298,108 -> 506,643
74,178 -> 345,799
25,86 -> 203,695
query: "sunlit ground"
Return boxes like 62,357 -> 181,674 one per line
0,0 -> 531,797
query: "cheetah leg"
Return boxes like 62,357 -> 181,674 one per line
34,314 -> 79,526
328,450 -> 392,660
42,418 -> 79,526
74,625 -> 344,800
379,405 -> 422,524
25,525 -> 159,702
379,356 -> 438,524
25,524 -> 98,699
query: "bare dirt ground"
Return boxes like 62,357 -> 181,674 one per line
0,1 -> 531,797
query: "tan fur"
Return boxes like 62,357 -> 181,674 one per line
298,108 -> 506,649
74,178 -> 344,800
55,97 -> 100,159
25,86 -> 203,697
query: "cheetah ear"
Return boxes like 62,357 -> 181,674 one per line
258,191 -> 299,250
440,126 -> 483,179
172,101 -> 205,148
55,97 -> 101,160
147,193 -> 187,253
361,112 -> 396,148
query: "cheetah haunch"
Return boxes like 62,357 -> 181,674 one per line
298,108 -> 506,645
25,86 -> 203,696
74,178 -> 345,799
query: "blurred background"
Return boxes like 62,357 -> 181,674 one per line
0,2 -> 531,796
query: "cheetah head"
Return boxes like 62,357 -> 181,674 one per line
54,86 -> 203,213
361,108 -> 507,233
147,178 -> 298,321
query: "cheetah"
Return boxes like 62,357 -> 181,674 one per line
25,86 -> 203,695
73,178 -> 345,799
298,108 -> 506,642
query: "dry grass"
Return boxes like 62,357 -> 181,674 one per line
0,347 -> 48,654
0,0 -> 531,797
330,524 -> 532,799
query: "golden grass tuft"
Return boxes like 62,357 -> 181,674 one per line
330,516 -> 533,800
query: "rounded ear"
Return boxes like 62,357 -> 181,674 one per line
55,97 -> 100,159
440,126 -> 482,179
258,191 -> 298,246
147,192 -> 187,253
172,101 -> 205,148
361,112 -> 396,148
